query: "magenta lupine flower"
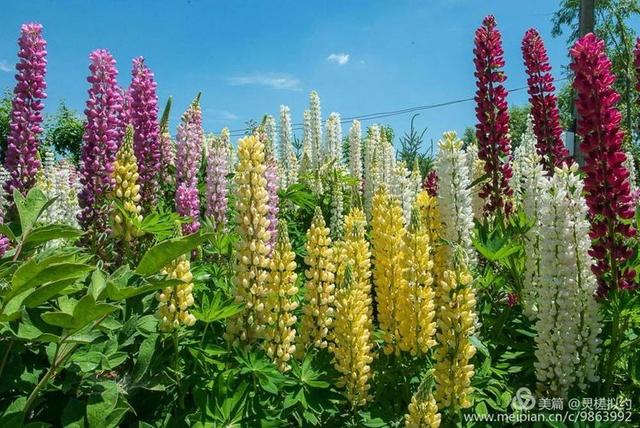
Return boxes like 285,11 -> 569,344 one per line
473,16 -> 514,216
130,57 -> 160,208
175,96 -> 203,234
78,49 -> 123,232
423,170 -> 438,197
176,184 -> 200,235
4,23 -> 47,199
522,29 -> 570,172
265,158 -> 279,252
571,33 -> 637,296
205,136 -> 228,229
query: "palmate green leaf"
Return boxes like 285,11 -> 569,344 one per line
23,223 -> 83,245
192,292 -> 244,324
86,380 -> 130,428
105,278 -> 181,301
135,233 -> 210,276
42,294 -> 118,330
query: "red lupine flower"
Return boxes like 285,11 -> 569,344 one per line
570,33 -> 636,296
423,170 -> 438,197
4,23 -> 47,198
473,15 -> 513,217
521,29 -> 570,171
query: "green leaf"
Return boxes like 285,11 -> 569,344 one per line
135,233 -> 209,276
61,398 -> 86,428
42,295 -> 117,330
192,293 -> 244,324
88,270 -> 107,300
22,278 -> 79,308
14,187 -> 55,235
24,224 -> 82,245
470,335 -> 490,358
132,334 -> 158,383
0,223 -> 16,241
475,401 -> 488,416
86,381 -> 119,428
0,396 -> 26,427
105,278 -> 180,301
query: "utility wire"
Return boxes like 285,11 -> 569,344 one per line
227,77 -> 568,137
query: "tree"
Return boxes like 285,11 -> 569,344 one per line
509,104 -> 532,148
0,90 -> 11,163
398,114 -> 427,167
45,102 -> 85,163
553,0 -> 640,142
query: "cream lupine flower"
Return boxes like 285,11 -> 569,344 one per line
405,390 -> 441,428
380,132 -> 395,185
364,125 -> 383,218
398,209 -> 437,356
623,151 -> 637,194
391,161 -> 418,224
348,120 -> 363,190
331,208 -> 374,407
432,250 -> 477,411
518,126 -> 548,319
36,149 -> 80,227
534,163 -> 601,396
309,91 -> 322,170
263,222 -> 298,372
226,135 -> 271,345
155,255 -> 197,332
298,208 -> 336,355
111,125 -> 143,241
464,142 -> 484,220
371,187 -> 407,354
263,114 -> 277,158
301,109 -> 312,162
511,115 -> 538,208
435,131 -> 476,267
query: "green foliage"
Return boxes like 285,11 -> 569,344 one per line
0,90 -> 11,163
45,102 -> 85,163
508,105 -> 531,149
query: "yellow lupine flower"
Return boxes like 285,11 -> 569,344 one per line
111,125 -> 143,241
263,222 -> 298,372
415,191 -> 446,284
330,208 -> 374,407
225,135 -> 271,345
371,187 -> 407,354
155,255 -> 197,332
405,390 -> 441,428
432,252 -> 477,410
398,209 -> 437,356
297,207 -> 336,356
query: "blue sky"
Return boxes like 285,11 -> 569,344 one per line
1,0 -> 573,147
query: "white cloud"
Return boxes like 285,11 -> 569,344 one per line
205,108 -> 239,121
0,60 -> 11,72
228,73 -> 301,91
327,53 -> 350,66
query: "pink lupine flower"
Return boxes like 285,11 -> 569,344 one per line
521,29 -> 570,171
571,33 -> 637,295
130,57 -> 160,208
473,15 -> 514,217
4,23 -> 47,199
205,135 -> 228,229
175,96 -> 203,235
78,49 -> 123,233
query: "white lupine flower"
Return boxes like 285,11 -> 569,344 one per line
519,135 -> 548,319
302,109 -> 312,161
325,112 -> 342,163
0,165 -> 12,217
37,150 -> 80,229
390,161 -> 414,224
263,114 -> 277,158
464,142 -> 484,220
364,125 -> 382,218
435,132 -> 476,267
380,132 -> 395,184
329,174 -> 344,239
348,120 -> 363,189
511,115 -> 538,208
534,163 -> 601,397
309,91 -> 322,170
279,105 -> 297,188
623,151 -> 637,193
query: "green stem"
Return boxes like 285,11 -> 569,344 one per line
200,323 -> 210,347
0,340 -> 14,379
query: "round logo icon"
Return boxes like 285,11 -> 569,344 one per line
511,387 -> 536,411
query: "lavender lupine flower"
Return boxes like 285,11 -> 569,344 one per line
205,134 -> 229,229
175,95 -> 203,234
4,23 -> 47,198
78,49 -> 123,233
130,57 -> 160,208
265,159 -> 279,252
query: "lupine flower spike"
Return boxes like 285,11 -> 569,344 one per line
205,134 -> 229,230
521,29 -> 570,171
4,23 -> 47,199
571,33 -> 637,295
156,256 -> 197,332
473,15 -> 514,217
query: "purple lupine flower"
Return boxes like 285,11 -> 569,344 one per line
4,23 -> 47,199
205,135 -> 228,229
78,49 -> 123,233
130,57 -> 160,208
175,96 -> 203,234
265,158 -> 279,252
120,86 -> 132,126
176,184 -> 200,235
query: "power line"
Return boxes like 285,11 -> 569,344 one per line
227,77 -> 569,137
